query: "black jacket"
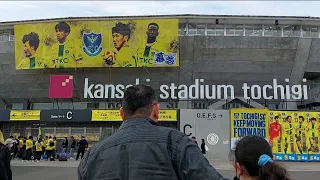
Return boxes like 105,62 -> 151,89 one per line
201,142 -> 206,154
78,117 -> 228,180
77,139 -> 88,149
62,140 -> 69,148
0,144 -> 11,180
71,140 -> 76,148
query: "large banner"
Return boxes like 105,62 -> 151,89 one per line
270,111 -> 320,161
14,19 -> 179,69
230,108 -> 269,149
91,110 -> 177,121
10,110 -> 40,121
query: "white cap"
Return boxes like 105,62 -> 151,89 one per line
4,138 -> 14,145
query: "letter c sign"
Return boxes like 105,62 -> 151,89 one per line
67,111 -> 73,120
183,124 -> 192,136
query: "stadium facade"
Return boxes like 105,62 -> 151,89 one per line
1,14 -> 320,156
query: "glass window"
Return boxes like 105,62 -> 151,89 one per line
283,25 -> 301,37
264,25 -> 281,37
206,24 -> 224,36
178,23 -> 186,36
311,26 -> 318,38
245,25 -> 262,36
188,23 -> 196,35
245,25 -> 253,36
302,25 -> 311,37
226,24 -> 235,36
234,24 -> 244,36
196,24 -> 206,35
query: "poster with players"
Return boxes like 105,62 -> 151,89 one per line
305,112 -> 320,161
270,111 -> 320,162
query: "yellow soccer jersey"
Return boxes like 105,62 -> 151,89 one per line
284,123 -> 294,136
51,40 -> 83,68
35,141 -> 43,151
102,45 -> 136,67
26,139 -> 33,150
17,54 -> 47,69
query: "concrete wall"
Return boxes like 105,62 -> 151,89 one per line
0,36 -> 316,109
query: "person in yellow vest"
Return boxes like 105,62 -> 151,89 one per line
17,136 -> 24,159
42,136 -> 48,155
35,139 -> 43,162
22,136 -> 33,162
46,136 -> 54,161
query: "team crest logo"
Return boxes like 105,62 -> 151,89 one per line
234,113 -> 239,119
82,32 -> 102,57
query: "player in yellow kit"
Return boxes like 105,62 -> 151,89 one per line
51,22 -> 83,68
283,116 -> 295,154
102,22 -> 135,67
18,32 -> 47,69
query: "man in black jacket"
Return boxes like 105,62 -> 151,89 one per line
0,139 -> 14,180
78,84 -> 228,180
76,136 -> 88,161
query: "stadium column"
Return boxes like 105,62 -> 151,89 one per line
281,38 -> 312,110
177,35 -> 193,109
0,98 -> 5,109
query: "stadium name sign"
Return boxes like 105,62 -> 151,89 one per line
83,78 -> 309,100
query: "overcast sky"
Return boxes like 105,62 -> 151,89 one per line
1,1 -> 320,22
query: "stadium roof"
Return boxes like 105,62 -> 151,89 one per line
1,14 -> 320,25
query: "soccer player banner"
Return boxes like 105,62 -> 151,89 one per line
14,19 -> 179,69
270,111 -> 320,162
230,108 -> 269,150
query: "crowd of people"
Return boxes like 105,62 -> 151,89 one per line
8,135 -> 89,162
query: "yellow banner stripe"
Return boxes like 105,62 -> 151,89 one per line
10,110 -> 40,121
92,110 -> 176,121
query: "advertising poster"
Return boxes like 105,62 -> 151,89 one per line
270,111 -> 320,162
14,19 -> 179,69
91,110 -> 177,121
10,110 -> 41,121
230,108 -> 269,150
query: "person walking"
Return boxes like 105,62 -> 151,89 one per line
78,84 -> 227,180
35,140 -> 43,162
76,136 -> 88,161
0,139 -> 14,180
69,136 -> 76,159
201,139 -> 208,156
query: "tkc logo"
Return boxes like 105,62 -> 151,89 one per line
49,75 -> 73,99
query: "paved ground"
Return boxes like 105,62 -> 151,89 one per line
10,159 -> 320,180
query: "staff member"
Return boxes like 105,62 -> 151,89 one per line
0,138 -> 14,180
76,136 -> 88,161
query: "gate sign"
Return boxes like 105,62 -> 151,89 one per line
40,110 -> 92,122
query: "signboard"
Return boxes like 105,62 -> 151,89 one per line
179,109 -> 230,160
40,109 -> 92,122
230,108 -> 269,150
269,111 -> 320,162
0,109 -> 10,122
10,110 -> 40,121
14,19 -> 179,69
91,110 -> 177,121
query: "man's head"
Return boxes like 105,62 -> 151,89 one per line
191,137 -> 197,142
45,136 -> 48,139
22,32 -> 40,58
274,116 -> 280,123
146,22 -> 159,43
81,136 -> 85,139
71,136 -> 74,139
120,84 -> 159,122
286,116 -> 292,123
29,136 -> 33,140
298,116 -> 304,124
55,22 -> 70,43
311,117 -> 316,125
112,22 -> 131,51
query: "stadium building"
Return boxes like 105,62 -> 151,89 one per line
1,14 -> 320,153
